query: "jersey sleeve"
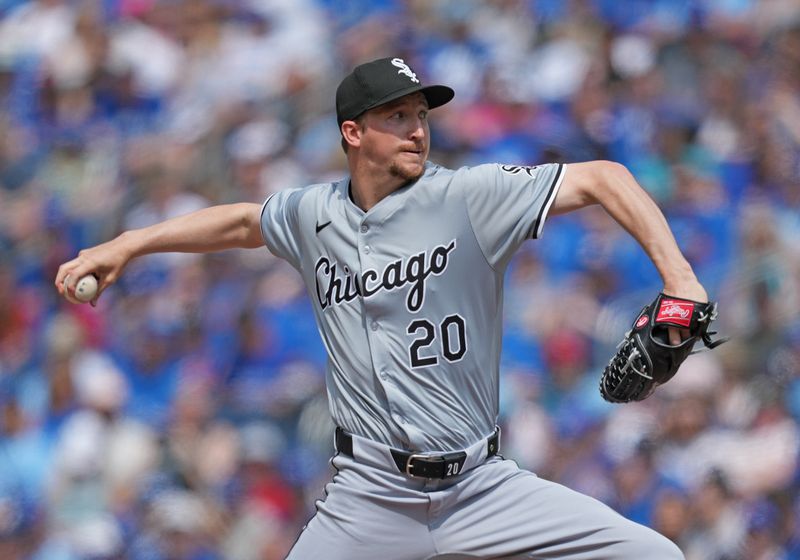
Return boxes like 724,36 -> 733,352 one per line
260,188 -> 304,269
461,162 -> 565,268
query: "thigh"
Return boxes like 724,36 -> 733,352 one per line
431,458 -> 683,560
286,454 -> 436,560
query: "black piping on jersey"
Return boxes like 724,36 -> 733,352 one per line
528,163 -> 565,240
259,193 -> 277,248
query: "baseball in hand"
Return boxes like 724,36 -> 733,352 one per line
64,274 -> 98,303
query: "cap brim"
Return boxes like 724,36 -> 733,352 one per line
346,84 -> 455,123
419,84 -> 455,110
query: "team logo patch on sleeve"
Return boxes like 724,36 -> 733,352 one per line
501,165 -> 540,177
656,299 -> 693,327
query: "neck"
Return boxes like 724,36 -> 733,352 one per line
348,159 -> 414,212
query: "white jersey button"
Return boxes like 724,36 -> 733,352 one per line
380,371 -> 388,380
360,225 -> 369,233
363,245 -> 371,254
371,321 -> 379,331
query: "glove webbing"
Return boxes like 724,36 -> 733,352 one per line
602,334 -> 652,402
691,303 -> 728,353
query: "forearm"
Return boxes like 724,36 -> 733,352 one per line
121,203 -> 264,258
56,202 -> 264,304
586,163 -> 703,297
570,162 -> 705,300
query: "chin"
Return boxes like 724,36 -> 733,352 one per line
389,159 -> 426,182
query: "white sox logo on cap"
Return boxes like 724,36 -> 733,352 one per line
335,56 -> 453,125
391,58 -> 419,83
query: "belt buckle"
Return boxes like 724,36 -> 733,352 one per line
406,452 -> 467,478
405,453 -> 437,477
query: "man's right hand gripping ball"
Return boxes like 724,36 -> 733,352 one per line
600,293 -> 727,403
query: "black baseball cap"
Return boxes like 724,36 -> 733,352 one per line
335,57 -> 454,127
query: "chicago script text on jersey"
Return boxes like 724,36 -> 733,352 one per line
314,240 -> 457,313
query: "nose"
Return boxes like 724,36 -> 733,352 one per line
408,117 -> 426,141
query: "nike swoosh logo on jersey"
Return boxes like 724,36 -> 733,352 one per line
315,220 -> 332,234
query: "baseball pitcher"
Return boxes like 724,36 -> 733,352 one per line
57,57 -> 720,559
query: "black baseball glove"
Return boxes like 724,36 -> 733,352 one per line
600,293 -> 727,403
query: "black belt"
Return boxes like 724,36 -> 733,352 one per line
335,427 -> 500,479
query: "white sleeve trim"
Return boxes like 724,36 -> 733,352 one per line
259,193 -> 277,247
532,163 -> 566,239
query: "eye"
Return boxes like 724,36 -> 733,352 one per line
419,110 -> 428,120
390,111 -> 405,121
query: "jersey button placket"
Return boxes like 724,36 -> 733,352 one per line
359,220 -> 392,418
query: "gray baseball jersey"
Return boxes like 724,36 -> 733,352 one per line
263,161 -> 685,559
260,161 -> 564,452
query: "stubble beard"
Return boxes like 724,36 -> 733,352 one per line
389,158 -> 425,183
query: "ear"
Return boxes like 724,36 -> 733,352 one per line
341,120 -> 362,150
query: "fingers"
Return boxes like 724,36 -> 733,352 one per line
56,253 -> 91,291
56,262 -> 83,300
55,250 -> 116,305
56,260 -> 91,301
667,327 -> 690,346
90,273 -> 117,307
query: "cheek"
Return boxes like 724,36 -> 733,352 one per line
365,130 -> 397,156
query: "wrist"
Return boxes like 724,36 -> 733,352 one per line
660,259 -> 694,286
662,276 -> 707,303
116,230 -> 141,261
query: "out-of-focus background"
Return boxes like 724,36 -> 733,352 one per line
1,0 -> 799,558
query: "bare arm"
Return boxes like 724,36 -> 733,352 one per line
56,202 -> 264,304
551,161 -> 707,341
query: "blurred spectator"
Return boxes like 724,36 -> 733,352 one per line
610,441 -> 675,528
652,487 -> 693,550
128,489 -> 219,560
683,470 -> 746,560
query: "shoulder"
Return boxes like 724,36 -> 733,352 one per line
420,160 -> 453,179
265,179 -> 343,207
416,161 -> 558,192
443,162 -> 523,181
428,162 -> 507,191
419,161 -> 490,187
411,163 -> 505,201
425,161 -> 494,176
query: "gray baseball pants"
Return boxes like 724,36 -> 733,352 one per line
286,431 -> 684,559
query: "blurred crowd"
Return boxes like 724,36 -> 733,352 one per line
0,0 -> 799,558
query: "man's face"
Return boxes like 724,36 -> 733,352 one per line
359,92 -> 430,182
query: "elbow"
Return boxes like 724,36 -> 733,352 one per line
239,203 -> 265,249
598,160 -> 630,183
554,161 -> 634,213
593,160 -> 632,200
